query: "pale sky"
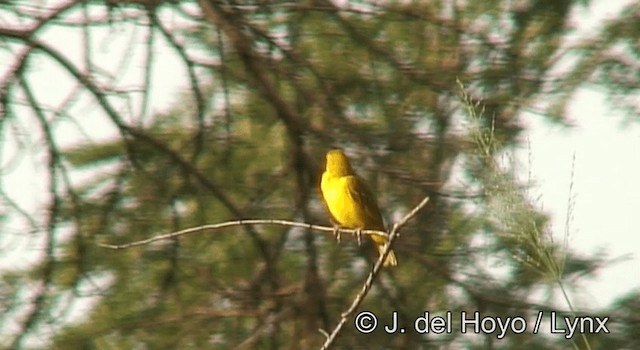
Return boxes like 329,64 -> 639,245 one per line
523,88 -> 640,309
519,0 -> 640,310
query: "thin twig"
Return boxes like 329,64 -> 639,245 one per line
98,219 -> 390,250
319,196 -> 430,350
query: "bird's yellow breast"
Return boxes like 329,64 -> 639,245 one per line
321,174 -> 368,229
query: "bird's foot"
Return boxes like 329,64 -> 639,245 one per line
332,225 -> 342,243
355,228 -> 362,246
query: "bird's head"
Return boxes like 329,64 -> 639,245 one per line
325,149 -> 354,176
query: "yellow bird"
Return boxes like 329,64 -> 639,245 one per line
320,149 -> 397,267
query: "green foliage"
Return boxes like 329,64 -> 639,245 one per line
1,0 -> 637,349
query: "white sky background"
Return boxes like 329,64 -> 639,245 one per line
523,88 -> 640,309
0,0 -> 638,343
521,1 -> 640,309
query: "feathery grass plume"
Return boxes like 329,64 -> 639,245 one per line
458,79 -> 590,350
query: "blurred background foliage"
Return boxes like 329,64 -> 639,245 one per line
1,0 -> 639,349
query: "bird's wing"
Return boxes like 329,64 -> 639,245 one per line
344,175 -> 385,230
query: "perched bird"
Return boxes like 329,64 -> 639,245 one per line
320,149 -> 397,267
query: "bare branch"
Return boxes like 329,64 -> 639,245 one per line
9,75 -> 62,350
98,194 -> 429,348
319,196 -> 430,349
98,219 -> 391,250
149,10 -> 206,151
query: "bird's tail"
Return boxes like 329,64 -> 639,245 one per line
377,244 -> 398,267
